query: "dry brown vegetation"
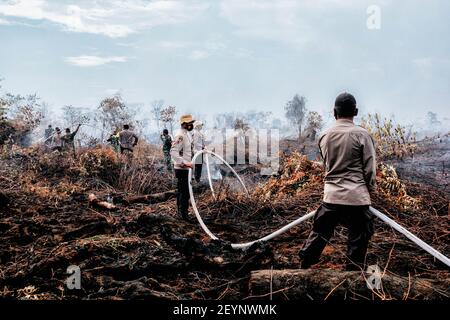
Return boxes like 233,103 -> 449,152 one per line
0,135 -> 448,300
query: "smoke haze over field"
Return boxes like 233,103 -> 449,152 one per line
0,0 -> 449,123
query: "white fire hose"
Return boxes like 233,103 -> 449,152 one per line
188,149 -> 450,268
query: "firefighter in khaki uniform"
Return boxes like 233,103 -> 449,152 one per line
299,93 -> 377,271
170,115 -> 195,221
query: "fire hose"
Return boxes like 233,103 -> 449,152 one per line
188,149 -> 450,268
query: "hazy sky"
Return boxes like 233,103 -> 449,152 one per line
1,0 -> 449,122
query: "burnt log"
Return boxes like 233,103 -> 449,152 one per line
88,193 -> 116,210
124,190 -> 177,205
248,269 -> 450,300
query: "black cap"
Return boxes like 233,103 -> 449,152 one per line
335,92 -> 356,108
334,92 -> 357,117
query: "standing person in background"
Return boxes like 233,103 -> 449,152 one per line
170,115 -> 195,221
298,92 -> 376,271
44,125 -> 54,147
192,121 -> 205,183
118,124 -> 139,154
160,129 -> 173,171
62,124 -> 81,157
51,127 -> 63,152
107,128 -> 120,154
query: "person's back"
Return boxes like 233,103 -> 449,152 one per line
299,92 -> 376,271
62,124 -> 81,155
53,133 -> 61,146
45,126 -> 54,139
62,132 -> 75,148
160,131 -> 172,152
44,125 -> 54,146
52,128 -> 63,151
119,125 -> 138,153
161,129 -> 173,171
319,119 -> 376,206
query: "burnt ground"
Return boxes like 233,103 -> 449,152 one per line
0,146 -> 449,300
394,140 -> 450,190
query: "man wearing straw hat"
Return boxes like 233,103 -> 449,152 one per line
171,114 -> 195,221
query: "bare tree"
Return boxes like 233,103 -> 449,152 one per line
151,100 -> 164,133
242,110 -> 272,129
427,111 -> 441,127
1,92 -> 44,146
160,105 -> 177,134
96,94 -> 133,140
285,94 -> 307,141
62,105 -> 90,128
304,111 -> 323,141
7,93 -> 43,132
214,112 -> 236,129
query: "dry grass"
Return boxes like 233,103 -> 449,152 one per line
0,140 -> 448,300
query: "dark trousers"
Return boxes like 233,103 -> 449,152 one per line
194,164 -> 203,182
120,146 -> 133,154
163,151 -> 172,171
175,169 -> 189,217
299,202 -> 374,270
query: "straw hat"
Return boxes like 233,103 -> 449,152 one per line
180,114 -> 195,124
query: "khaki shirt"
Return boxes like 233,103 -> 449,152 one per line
318,119 -> 376,205
52,133 -> 62,148
170,128 -> 193,170
119,129 -> 138,149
